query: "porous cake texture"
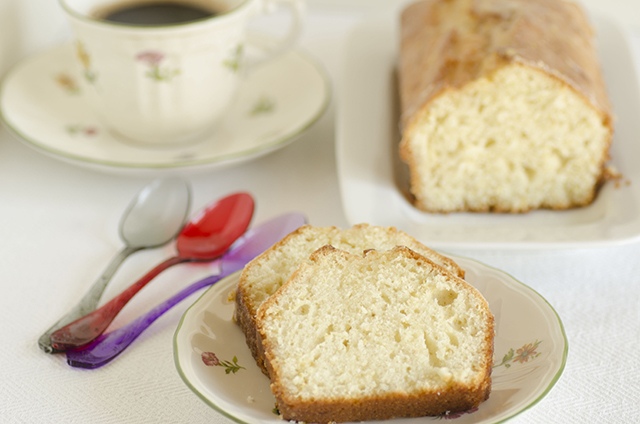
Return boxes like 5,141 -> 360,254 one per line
256,246 -> 494,423
234,224 -> 465,374
399,0 -> 613,213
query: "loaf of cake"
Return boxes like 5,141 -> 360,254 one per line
234,224 -> 464,374
398,0 -> 613,213
256,245 -> 494,423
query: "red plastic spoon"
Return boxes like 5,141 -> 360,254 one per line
50,192 -> 254,352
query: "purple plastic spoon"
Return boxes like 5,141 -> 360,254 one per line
66,212 -> 306,369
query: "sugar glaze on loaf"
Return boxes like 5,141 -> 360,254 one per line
399,0 -> 613,213
256,246 -> 494,423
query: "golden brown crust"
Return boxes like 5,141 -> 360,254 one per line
234,225 -> 332,375
271,381 -> 491,423
399,0 -> 613,139
258,246 -> 495,423
233,283 -> 269,375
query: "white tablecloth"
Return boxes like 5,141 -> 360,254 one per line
2,1 -> 640,423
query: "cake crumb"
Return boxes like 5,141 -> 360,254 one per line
603,165 -> 630,188
226,289 -> 236,303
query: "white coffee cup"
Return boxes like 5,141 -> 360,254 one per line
58,0 -> 304,146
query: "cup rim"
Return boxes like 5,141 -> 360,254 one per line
58,0 -> 252,31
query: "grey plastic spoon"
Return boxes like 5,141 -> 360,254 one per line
66,212 -> 306,369
38,177 -> 191,353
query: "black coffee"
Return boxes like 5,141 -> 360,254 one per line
96,2 -> 217,26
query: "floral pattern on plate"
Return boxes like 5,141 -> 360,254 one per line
202,352 -> 246,374
494,341 -> 543,369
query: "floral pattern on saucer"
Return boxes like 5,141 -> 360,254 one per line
250,95 -> 276,116
65,124 -> 98,137
0,41 -> 330,175
54,73 -> 81,95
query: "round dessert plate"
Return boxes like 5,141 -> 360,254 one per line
0,41 -> 330,176
174,256 -> 567,424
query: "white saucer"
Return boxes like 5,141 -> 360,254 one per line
0,42 -> 330,176
174,257 -> 567,424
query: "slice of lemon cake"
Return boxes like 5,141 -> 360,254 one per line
256,246 -> 494,423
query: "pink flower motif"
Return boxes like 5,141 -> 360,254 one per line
136,50 -> 165,66
136,50 -> 179,81
66,124 -> 99,137
201,351 -> 220,366
201,352 -> 245,373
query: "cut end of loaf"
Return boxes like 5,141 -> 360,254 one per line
257,246 -> 494,423
401,63 -> 612,213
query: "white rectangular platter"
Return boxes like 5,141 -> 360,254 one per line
336,12 -> 640,249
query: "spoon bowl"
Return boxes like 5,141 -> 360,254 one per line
38,177 -> 191,353
50,192 -> 255,352
176,199 -> 251,259
120,178 -> 193,248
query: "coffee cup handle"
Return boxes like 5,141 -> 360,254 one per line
245,0 -> 304,72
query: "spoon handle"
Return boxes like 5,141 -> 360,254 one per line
50,255 -> 187,351
67,270 -> 228,369
38,245 -> 141,353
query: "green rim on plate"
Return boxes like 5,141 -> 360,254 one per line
173,255 -> 567,424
